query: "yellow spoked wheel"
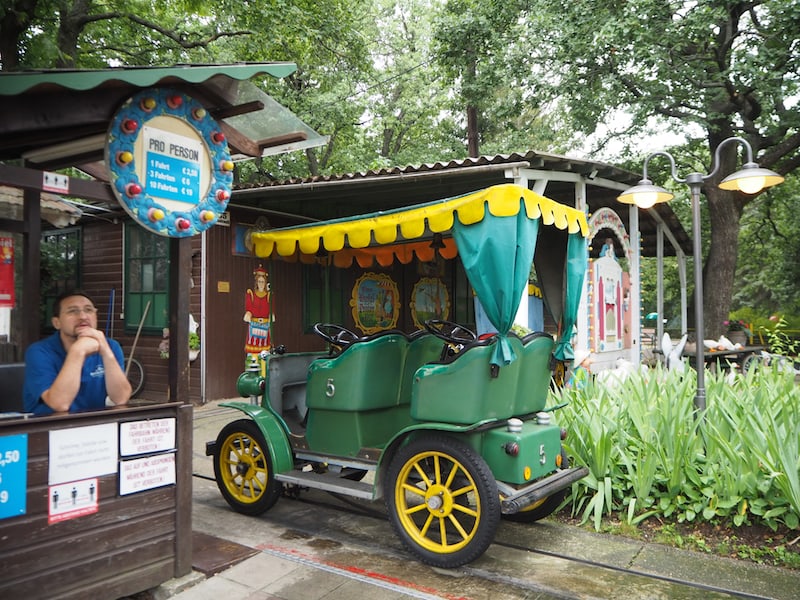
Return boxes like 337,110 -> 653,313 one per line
385,435 -> 500,568
213,419 -> 282,516
553,360 -> 567,388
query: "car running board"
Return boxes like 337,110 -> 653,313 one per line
275,470 -> 374,500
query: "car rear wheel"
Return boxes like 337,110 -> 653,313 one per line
385,434 -> 500,568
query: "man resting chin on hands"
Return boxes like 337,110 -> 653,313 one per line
23,290 -> 132,416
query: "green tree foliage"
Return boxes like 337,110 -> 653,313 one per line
432,0 -> 567,157
0,0 -> 378,177
3,1 -> 567,174
363,0 -> 462,166
4,1 -> 799,326
734,173 -> 800,318
0,0 -> 250,69
211,0 -> 378,177
523,0 -> 800,337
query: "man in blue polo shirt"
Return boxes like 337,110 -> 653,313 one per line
23,290 -> 131,416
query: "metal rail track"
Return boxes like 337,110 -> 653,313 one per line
192,472 -> 771,600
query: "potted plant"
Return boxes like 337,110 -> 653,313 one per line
158,328 -> 170,359
159,328 -> 201,361
724,319 -> 750,346
189,332 -> 200,361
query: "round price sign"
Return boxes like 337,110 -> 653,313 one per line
106,88 -> 233,237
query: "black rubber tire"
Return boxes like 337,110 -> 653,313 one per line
125,357 -> 144,397
385,434 -> 500,568
213,419 -> 282,516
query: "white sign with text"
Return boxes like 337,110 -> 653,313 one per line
119,453 -> 176,495
120,418 -> 176,456
48,423 -> 118,485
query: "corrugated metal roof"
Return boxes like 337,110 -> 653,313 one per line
236,151 -> 635,189
232,151 -> 692,258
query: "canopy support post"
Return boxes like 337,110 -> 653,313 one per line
22,187 -> 41,353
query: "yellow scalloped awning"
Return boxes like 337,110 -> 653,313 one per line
252,183 -> 589,265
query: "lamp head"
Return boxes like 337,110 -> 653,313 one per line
718,162 -> 784,194
617,179 -> 674,209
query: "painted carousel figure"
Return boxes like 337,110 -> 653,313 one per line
243,265 -> 272,358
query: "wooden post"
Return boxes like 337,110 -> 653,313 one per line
22,187 -> 40,353
168,237 -> 192,403
174,402 -> 194,575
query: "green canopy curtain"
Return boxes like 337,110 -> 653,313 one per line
452,203 -> 540,368
554,232 -> 588,362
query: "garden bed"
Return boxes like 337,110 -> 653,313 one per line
551,364 -> 800,571
552,512 -> 800,569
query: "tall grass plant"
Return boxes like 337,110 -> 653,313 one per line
553,363 -> 800,532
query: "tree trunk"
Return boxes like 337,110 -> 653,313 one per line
467,104 -> 479,157
700,130 -> 751,340
56,0 -> 93,68
465,54 -> 479,158
703,186 -> 745,339
381,126 -> 393,158
305,147 -> 320,177
0,0 -> 39,71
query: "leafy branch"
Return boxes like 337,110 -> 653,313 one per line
124,14 -> 251,49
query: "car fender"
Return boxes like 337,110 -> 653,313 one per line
218,400 -> 293,473
375,420 -> 495,491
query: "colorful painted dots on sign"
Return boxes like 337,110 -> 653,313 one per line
106,88 -> 233,237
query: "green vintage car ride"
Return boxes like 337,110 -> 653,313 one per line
205,183 -> 590,568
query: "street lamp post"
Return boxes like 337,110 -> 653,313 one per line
617,136 -> 783,415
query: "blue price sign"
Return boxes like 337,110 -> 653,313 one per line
145,153 -> 201,204
143,126 -> 203,206
107,88 -> 232,238
0,433 -> 27,519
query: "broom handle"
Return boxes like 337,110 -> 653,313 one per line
126,301 -> 150,376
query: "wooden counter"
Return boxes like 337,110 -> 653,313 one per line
0,402 -> 192,599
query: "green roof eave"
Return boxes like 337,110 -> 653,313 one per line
0,63 -> 298,96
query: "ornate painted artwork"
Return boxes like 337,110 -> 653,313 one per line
410,277 -> 450,329
594,239 -> 624,351
350,273 -> 399,334
244,265 -> 272,357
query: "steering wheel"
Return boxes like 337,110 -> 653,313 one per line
424,319 -> 477,346
313,323 -> 361,351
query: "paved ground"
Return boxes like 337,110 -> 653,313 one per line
137,400 -> 800,600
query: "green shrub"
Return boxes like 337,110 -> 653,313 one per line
552,363 -> 800,532
758,317 -> 800,358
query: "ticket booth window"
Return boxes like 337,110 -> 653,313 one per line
125,222 -> 170,333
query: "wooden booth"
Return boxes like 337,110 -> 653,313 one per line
0,64 -> 325,598
0,403 -> 192,598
